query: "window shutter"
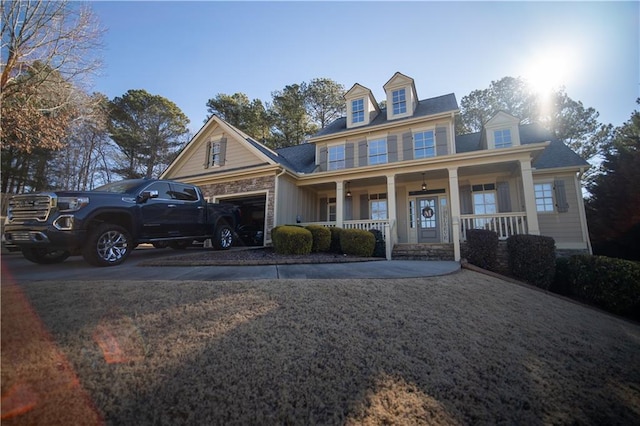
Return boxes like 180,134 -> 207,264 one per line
219,137 -> 227,166
345,143 -> 354,168
388,135 -> 398,163
497,181 -> 512,212
402,132 -> 413,161
436,127 -> 448,156
318,147 -> 328,172
360,194 -> 369,219
319,197 -> 327,221
460,185 -> 473,214
358,141 -> 368,167
554,179 -> 569,213
204,141 -> 212,168
345,196 -> 353,220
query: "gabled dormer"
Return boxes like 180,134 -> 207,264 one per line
482,111 -> 521,150
345,83 -> 380,129
383,72 -> 418,121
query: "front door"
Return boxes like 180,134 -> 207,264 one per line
418,197 -> 439,243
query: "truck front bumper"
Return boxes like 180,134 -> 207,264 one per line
4,225 -> 87,251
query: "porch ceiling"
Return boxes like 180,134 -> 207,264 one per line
458,162 -> 519,178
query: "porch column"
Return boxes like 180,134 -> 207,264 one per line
336,181 -> 344,228
448,167 -> 461,261
520,158 -> 540,235
385,174 -> 397,224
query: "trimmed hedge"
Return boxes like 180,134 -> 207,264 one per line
465,229 -> 499,271
340,229 -> 375,257
329,227 -> 343,253
271,225 -> 312,255
565,255 -> 640,319
369,229 -> 386,258
507,234 -> 556,289
305,224 -> 331,252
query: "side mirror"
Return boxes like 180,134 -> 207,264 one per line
137,190 -> 159,203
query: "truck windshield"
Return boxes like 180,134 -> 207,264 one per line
92,180 -> 145,194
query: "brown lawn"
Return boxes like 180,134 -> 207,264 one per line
2,270 -> 639,425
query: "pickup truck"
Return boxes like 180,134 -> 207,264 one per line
3,179 -> 240,266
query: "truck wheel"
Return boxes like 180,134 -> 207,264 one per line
213,223 -> 234,250
83,224 -> 132,267
21,248 -> 70,264
169,240 -> 191,250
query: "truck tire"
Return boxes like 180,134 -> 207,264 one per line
21,248 -> 70,264
213,223 -> 234,250
83,224 -> 132,267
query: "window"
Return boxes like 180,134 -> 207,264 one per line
409,200 -> 416,228
369,193 -> 387,220
368,139 -> 387,165
392,88 -> 407,115
170,183 -> 199,202
414,130 -> 435,158
494,129 -> 512,148
210,142 -> 221,166
328,145 -> 345,170
535,183 -> 554,212
145,182 -> 172,199
352,98 -> 364,123
473,190 -> 496,228
328,197 -> 337,221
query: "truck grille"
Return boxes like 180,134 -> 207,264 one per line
7,195 -> 53,223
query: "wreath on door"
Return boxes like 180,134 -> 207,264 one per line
421,206 -> 434,219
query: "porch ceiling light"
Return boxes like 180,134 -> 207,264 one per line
421,173 -> 427,191
346,181 -> 352,197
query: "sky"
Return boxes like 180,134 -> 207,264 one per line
89,1 -> 639,135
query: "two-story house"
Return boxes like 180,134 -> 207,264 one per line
161,72 -> 592,261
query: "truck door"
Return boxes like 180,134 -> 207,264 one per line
168,183 -> 206,237
138,181 -> 178,238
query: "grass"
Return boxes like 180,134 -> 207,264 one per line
2,270 -> 640,425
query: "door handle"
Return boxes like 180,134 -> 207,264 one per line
167,204 -> 177,208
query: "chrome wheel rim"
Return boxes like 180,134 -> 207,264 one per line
97,230 -> 129,262
220,228 -> 233,248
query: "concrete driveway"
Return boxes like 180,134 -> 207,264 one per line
1,246 -> 460,283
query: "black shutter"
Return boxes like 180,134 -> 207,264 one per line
345,143 -> 354,168
402,132 -> 413,161
460,185 -> 473,214
345,196 -> 353,220
554,179 -> 569,213
358,141 -> 367,167
318,146 -> 328,172
319,197 -> 327,221
204,140 -> 212,168
436,127 -> 448,156
388,135 -> 398,163
360,194 -> 369,219
497,181 -> 512,212
219,137 -> 227,166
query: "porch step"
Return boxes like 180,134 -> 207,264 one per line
392,243 -> 455,261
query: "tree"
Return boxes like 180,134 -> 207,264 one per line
457,76 -> 610,170
206,93 -> 272,142
269,84 -> 318,148
1,0 -> 103,148
585,100 -> 640,260
304,78 -> 345,128
108,89 -> 190,179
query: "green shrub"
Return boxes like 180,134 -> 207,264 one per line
550,256 -> 572,296
465,229 -> 499,271
507,234 -> 556,289
369,229 -> 386,258
271,225 -> 312,255
340,229 -> 375,257
329,227 -> 343,253
567,255 -> 640,319
305,224 -> 331,252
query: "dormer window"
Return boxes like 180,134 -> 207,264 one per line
494,129 -> 512,148
352,98 -> 364,124
328,144 -> 346,170
392,89 -> 407,115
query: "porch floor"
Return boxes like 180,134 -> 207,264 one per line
392,243 -> 455,261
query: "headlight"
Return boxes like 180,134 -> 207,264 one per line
57,196 -> 89,212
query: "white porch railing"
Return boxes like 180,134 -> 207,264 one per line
460,213 -> 528,240
299,220 -> 395,260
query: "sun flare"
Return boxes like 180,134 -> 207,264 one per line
524,47 -> 576,95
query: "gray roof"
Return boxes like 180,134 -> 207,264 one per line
455,123 -> 589,170
313,93 -> 459,138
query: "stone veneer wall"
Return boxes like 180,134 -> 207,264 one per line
199,175 -> 276,241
